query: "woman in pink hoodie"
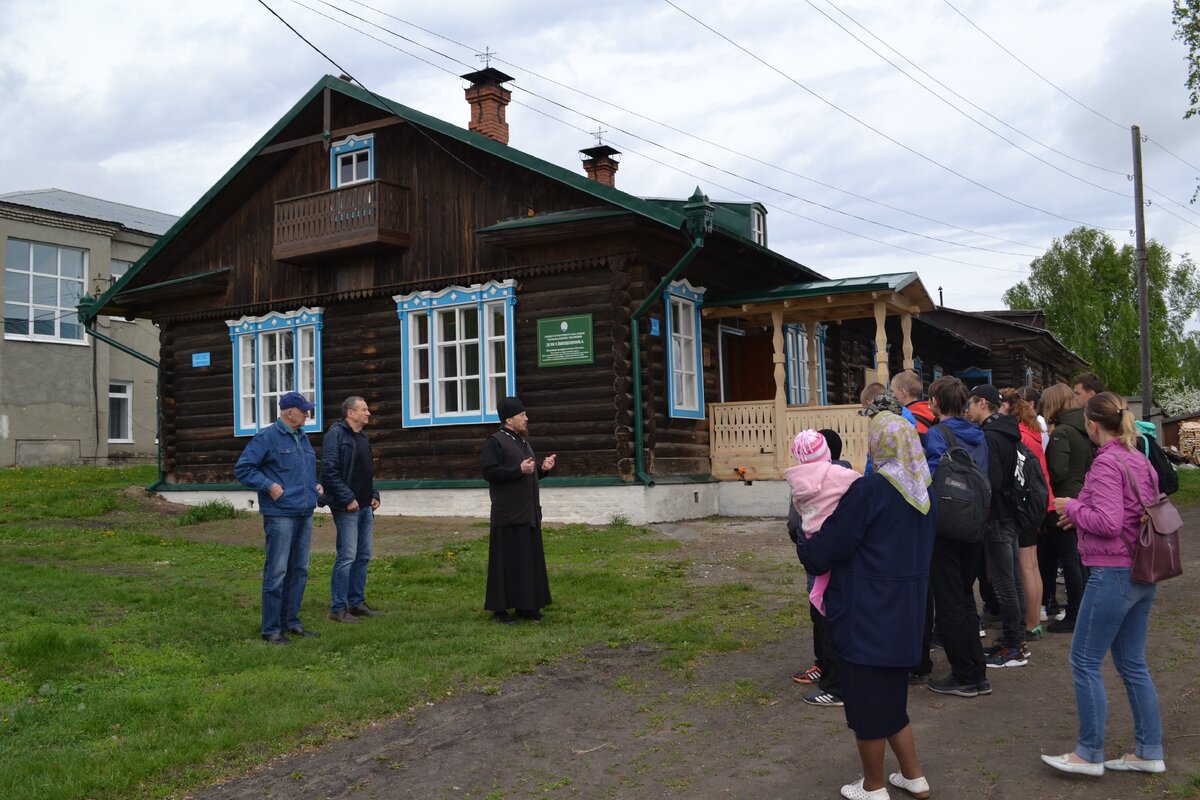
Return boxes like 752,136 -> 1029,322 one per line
1040,392 -> 1165,778
785,429 -> 860,615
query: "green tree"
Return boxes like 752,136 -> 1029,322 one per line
1003,227 -> 1200,395
1174,0 -> 1200,119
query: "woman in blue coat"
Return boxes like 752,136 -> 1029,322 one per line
798,411 -> 937,800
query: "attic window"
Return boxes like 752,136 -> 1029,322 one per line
750,207 -> 766,246
330,134 -> 374,188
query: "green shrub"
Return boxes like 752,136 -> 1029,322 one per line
174,499 -> 245,526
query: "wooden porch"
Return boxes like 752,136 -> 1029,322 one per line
703,273 -> 935,480
710,401 -> 870,478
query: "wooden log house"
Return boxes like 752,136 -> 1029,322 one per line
79,74 -> 1073,523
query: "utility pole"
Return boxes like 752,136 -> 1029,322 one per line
1132,125 -> 1152,421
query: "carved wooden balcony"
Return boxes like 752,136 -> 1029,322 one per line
273,180 -> 410,263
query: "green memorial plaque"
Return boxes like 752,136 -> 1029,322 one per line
537,314 -> 594,367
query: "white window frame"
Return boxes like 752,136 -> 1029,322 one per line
226,307 -> 324,436
784,323 -> 828,405
330,134 -> 374,188
4,237 -> 88,344
664,279 -> 706,420
394,280 -> 516,427
750,207 -> 766,246
108,381 -> 134,443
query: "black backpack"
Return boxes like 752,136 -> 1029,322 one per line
1138,433 -> 1179,496
1009,441 -> 1051,535
931,424 -> 991,543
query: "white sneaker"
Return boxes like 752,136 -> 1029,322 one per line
1104,755 -> 1166,773
1041,753 -> 1103,776
1039,605 -> 1048,621
1055,609 -> 1067,622
888,771 -> 930,798
840,778 -> 890,799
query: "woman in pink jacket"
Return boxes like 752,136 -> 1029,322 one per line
1040,392 -> 1165,778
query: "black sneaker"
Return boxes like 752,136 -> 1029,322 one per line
1047,616 -> 1076,633
803,691 -> 844,707
976,680 -> 992,696
908,671 -> 931,686
928,675 -> 979,698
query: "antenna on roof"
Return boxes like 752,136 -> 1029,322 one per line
590,127 -> 608,146
476,47 -> 496,68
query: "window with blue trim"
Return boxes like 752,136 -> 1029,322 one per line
393,280 -> 516,427
330,134 -> 374,188
226,307 -> 324,436
665,279 -> 706,419
784,323 -> 828,404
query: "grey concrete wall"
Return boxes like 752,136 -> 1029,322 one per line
0,215 -> 159,467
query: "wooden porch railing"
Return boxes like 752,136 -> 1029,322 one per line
273,180 -> 410,262
710,401 -> 870,479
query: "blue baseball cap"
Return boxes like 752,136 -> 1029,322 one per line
279,391 -> 315,412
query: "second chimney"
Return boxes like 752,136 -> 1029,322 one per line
462,67 -> 514,145
580,144 -> 621,188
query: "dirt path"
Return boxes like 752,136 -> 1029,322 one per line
181,510 -> 1200,800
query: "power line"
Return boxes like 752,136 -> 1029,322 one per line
821,0 -> 1129,179
515,99 -> 1029,274
1144,135 -> 1200,176
335,0 -> 1045,251
662,0 -> 1126,232
268,0 -> 1033,274
285,0 -> 1043,259
803,0 -> 1130,198
940,0 -> 1126,131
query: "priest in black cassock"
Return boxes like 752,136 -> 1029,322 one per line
482,396 -> 556,624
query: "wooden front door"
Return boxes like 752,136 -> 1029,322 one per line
721,332 -> 775,402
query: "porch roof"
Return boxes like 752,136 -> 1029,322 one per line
701,272 -> 935,322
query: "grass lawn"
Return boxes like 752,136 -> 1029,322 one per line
0,466 -> 794,800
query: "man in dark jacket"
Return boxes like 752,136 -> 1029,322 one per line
482,396 -> 556,624
967,384 -> 1027,669
322,396 -> 382,624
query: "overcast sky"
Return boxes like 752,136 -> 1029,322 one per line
4,0 -> 1199,312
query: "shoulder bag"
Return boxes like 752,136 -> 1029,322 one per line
1116,454 -> 1184,584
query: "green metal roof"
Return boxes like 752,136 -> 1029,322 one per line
705,272 -> 925,307
83,75 -> 822,321
478,207 -> 630,232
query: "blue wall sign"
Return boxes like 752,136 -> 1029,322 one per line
192,352 -> 211,368
650,317 -> 661,336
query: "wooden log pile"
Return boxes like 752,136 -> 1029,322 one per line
1179,421 -> 1200,462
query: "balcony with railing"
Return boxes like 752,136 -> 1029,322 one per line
273,180 -> 411,263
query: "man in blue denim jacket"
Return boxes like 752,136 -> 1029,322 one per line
235,391 -> 324,644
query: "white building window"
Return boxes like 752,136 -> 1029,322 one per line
784,323 -> 828,405
108,381 -> 133,443
330,134 -> 374,188
4,238 -> 87,343
110,259 -> 133,282
393,281 -> 516,427
665,279 -> 706,420
750,207 -> 766,246
226,307 -> 324,436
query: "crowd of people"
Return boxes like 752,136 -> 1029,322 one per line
788,371 -> 1172,799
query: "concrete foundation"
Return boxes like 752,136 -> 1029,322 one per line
157,481 -> 787,525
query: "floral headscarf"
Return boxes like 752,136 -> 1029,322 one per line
869,411 -> 931,514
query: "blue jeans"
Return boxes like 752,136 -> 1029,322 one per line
1069,567 -> 1163,763
261,514 -> 313,635
330,507 -> 374,613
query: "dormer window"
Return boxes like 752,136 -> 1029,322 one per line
750,207 -> 766,246
330,134 -> 374,188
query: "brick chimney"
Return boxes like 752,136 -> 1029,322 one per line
580,144 -> 621,188
462,67 -> 514,145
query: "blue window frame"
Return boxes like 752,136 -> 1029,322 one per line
393,280 -> 516,427
226,307 -> 324,436
665,279 -> 706,420
330,134 -> 374,188
956,366 -> 993,387
784,323 -> 828,405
